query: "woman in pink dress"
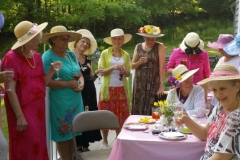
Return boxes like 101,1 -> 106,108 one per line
1,21 -> 55,160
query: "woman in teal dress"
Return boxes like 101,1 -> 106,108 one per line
41,26 -> 84,160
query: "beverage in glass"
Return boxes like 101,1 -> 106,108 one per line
180,58 -> 187,66
73,72 -> 80,81
53,61 -> 62,80
152,112 -> 160,120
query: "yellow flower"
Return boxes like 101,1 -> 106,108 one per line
158,101 -> 163,106
144,26 -> 152,34
175,74 -> 182,80
153,102 -> 158,106
163,100 -> 168,105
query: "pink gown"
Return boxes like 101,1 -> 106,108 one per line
1,50 -> 48,160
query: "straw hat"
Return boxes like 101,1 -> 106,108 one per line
11,21 -> 48,50
172,64 -> 199,84
223,33 -> 240,56
0,12 -> 4,30
103,28 -> 132,45
180,32 -> 204,55
136,25 -> 164,38
68,29 -> 97,55
207,34 -> 234,50
41,26 -> 82,44
197,64 -> 240,86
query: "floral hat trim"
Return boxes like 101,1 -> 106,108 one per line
167,70 -> 188,87
136,25 -> 164,37
18,23 -> 38,42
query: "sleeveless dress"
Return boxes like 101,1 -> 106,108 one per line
42,49 -> 84,142
132,42 -> 160,115
76,56 -> 102,148
2,50 -> 48,160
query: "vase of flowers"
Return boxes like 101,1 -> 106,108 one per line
153,100 -> 174,126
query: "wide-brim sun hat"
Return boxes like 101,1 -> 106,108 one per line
103,28 -> 132,45
180,32 -> 204,52
223,33 -> 240,56
0,12 -> 4,30
207,34 -> 234,50
11,21 -> 48,50
68,29 -> 97,55
172,64 -> 199,84
197,64 -> 240,86
41,26 -> 82,44
136,25 -> 164,38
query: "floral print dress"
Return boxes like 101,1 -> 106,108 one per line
42,49 -> 84,142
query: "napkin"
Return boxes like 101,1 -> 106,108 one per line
163,132 -> 185,138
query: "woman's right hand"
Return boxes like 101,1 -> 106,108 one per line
16,116 -> 27,131
67,80 -> 79,89
0,70 -> 14,83
139,57 -> 147,64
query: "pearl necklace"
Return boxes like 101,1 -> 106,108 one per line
23,50 -> 36,68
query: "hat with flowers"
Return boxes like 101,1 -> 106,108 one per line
136,25 -> 164,38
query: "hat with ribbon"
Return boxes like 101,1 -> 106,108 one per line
223,33 -> 240,56
197,64 -> 240,86
136,25 -> 164,38
207,34 -> 234,50
171,64 -> 199,85
11,21 -> 48,50
103,28 -> 132,45
180,32 -> 204,55
68,29 -> 97,55
41,26 -> 82,44
0,12 -> 5,30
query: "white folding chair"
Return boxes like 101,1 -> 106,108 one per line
72,110 -> 120,160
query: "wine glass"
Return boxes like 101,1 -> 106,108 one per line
4,68 -> 14,92
143,57 -> 148,69
53,61 -> 62,80
173,103 -> 183,130
204,104 -> 211,119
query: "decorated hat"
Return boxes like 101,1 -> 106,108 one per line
0,12 -> 4,30
223,33 -> 240,56
207,34 -> 234,50
172,64 -> 199,84
11,21 -> 48,50
103,28 -> 132,45
136,25 -> 164,38
197,64 -> 240,86
180,32 -> 204,54
68,29 -> 97,55
41,25 -> 82,44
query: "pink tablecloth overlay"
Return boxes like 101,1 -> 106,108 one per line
109,115 -> 207,160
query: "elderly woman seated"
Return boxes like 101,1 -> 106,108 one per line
166,64 -> 205,117
177,64 -> 240,160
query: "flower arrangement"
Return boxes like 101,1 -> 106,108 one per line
154,100 -> 174,126
138,25 -> 161,35
28,24 -> 38,35
167,75 -> 181,88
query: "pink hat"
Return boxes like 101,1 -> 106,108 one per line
207,34 -> 234,50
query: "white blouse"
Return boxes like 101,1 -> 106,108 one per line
166,85 -> 206,117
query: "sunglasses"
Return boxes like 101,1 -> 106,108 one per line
58,37 -> 70,42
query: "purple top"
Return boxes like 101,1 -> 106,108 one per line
176,88 -> 188,104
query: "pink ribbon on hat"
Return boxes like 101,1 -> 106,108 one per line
210,71 -> 239,77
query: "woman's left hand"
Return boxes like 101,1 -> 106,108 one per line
156,85 -> 164,97
74,84 -> 84,92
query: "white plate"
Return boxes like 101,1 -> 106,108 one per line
123,122 -> 148,130
159,132 -> 187,140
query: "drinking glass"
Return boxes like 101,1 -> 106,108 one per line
4,68 -> 14,92
53,61 -> 62,80
143,57 -> 148,69
173,103 -> 183,129
73,72 -> 80,81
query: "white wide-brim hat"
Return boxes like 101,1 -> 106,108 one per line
41,26 -> 82,44
103,28 -> 132,45
68,29 -> 97,55
172,64 -> 199,84
197,64 -> 240,86
180,32 -> 204,52
136,25 -> 164,38
11,21 -> 48,50
223,33 -> 240,56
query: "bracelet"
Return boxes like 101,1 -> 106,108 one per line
160,82 -> 164,84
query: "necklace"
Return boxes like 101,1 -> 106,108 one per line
113,56 -> 121,61
23,50 -> 36,68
